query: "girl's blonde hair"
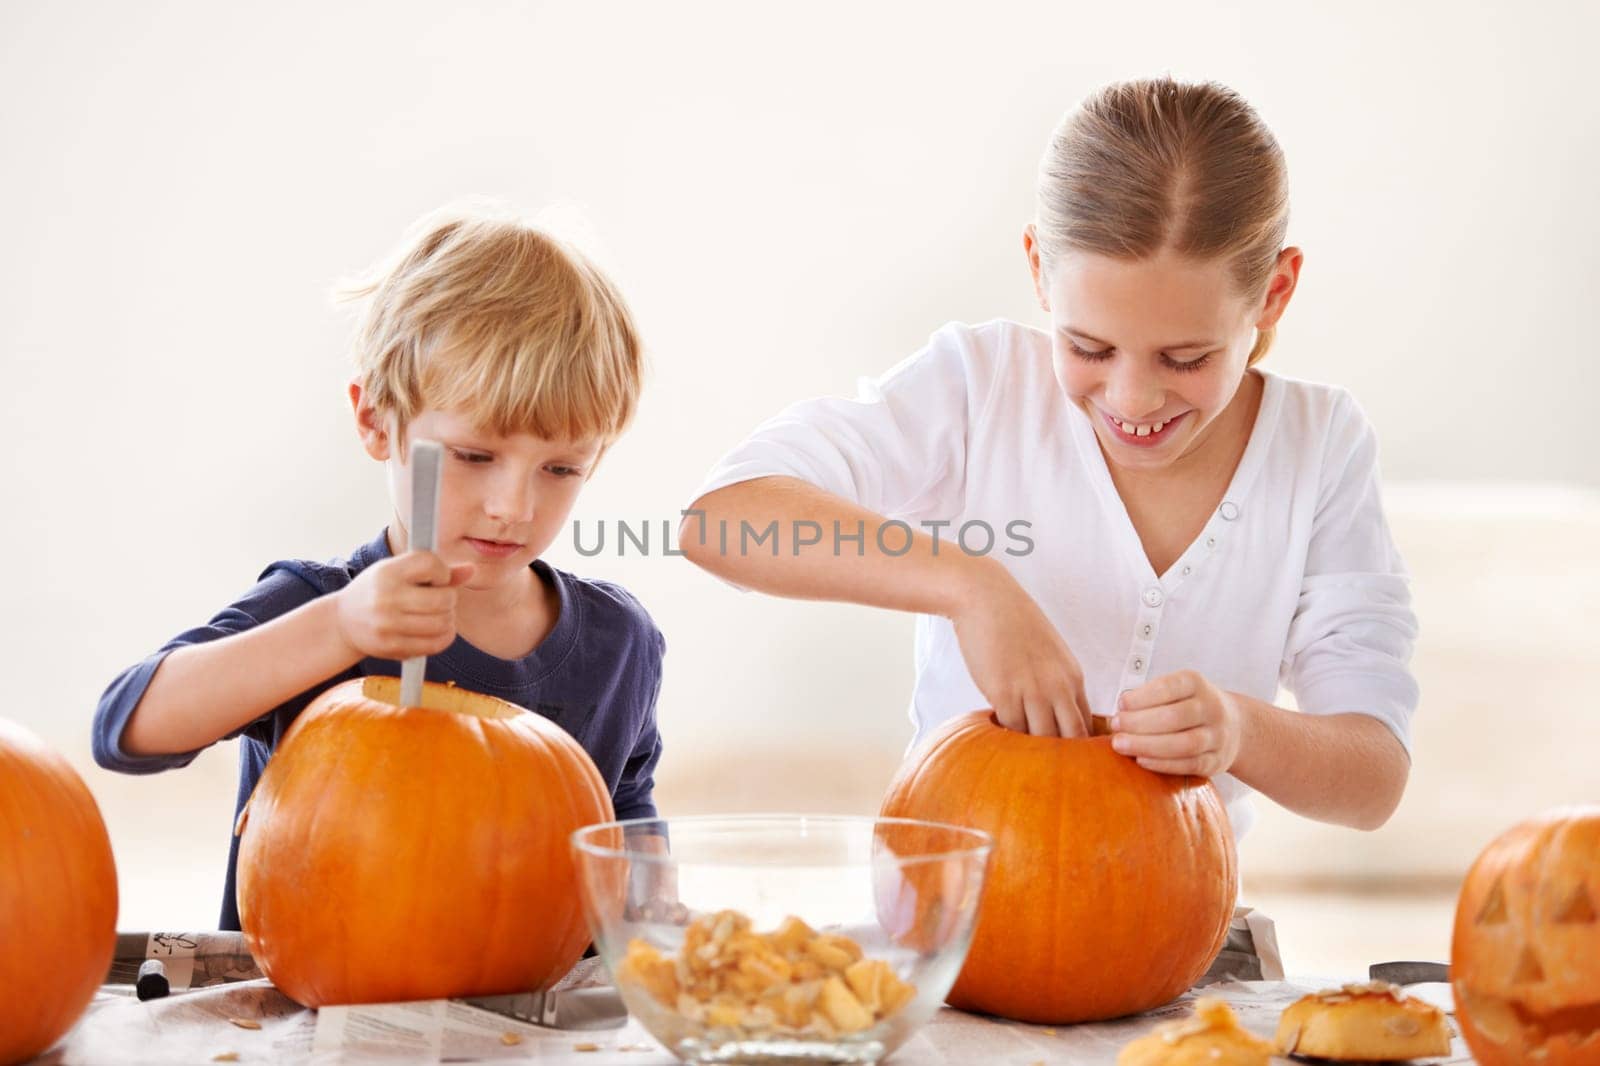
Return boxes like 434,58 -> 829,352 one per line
1035,77 -> 1289,366
342,207 -> 642,445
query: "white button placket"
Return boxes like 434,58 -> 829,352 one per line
1123,585 -> 1164,689
1122,498 -> 1242,695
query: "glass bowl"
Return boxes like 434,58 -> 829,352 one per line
571,815 -> 992,1064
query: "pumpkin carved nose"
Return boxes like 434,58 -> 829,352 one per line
1512,946 -> 1546,984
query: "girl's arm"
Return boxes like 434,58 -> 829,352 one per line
1111,669 -> 1410,830
684,476 -> 985,615
1230,698 -> 1409,831
684,476 -> 1094,736
1112,392 -> 1419,829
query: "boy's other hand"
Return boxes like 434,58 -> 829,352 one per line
1110,670 -> 1243,777
334,551 -> 475,661
950,560 -> 1092,738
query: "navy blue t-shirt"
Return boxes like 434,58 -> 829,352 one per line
92,529 -> 665,930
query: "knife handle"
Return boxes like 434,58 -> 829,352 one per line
399,439 -> 444,707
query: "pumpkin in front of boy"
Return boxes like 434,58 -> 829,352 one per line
235,676 -> 616,1007
1451,806 -> 1600,1066
0,718 -> 119,1065
879,710 -> 1236,1024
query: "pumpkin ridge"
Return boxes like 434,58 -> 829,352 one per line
543,719 -> 609,983
885,715 -> 1234,1024
305,710 -> 360,1007
960,722 -> 1021,1005
470,713 -> 502,995
896,712 -> 979,814
1048,738 -> 1068,1015
0,719 -> 118,1064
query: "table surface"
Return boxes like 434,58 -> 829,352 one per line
36,973 -> 1475,1065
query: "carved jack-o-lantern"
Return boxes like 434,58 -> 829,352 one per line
1451,806 -> 1600,1066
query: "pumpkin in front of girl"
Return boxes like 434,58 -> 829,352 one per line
879,710 -> 1236,1024
1451,806 -> 1600,1066
0,718 -> 119,1066
235,676 -> 616,1007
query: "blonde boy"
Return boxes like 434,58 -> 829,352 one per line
93,210 -> 664,930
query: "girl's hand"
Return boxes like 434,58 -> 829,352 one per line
949,559 -> 1092,737
1111,669 -> 1244,777
334,550 -> 475,661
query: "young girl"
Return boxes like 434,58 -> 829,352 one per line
682,77 -> 1416,841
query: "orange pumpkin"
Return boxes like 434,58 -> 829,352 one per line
879,711 -> 1236,1024
1451,806 -> 1600,1066
0,719 -> 118,1065
236,676 -> 615,1007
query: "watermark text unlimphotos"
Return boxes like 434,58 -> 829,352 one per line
572,511 -> 1035,558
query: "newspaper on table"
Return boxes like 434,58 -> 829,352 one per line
50,978 -> 1472,1065
50,910 -> 1470,1064
46,978 -> 313,1065
108,932 -> 265,990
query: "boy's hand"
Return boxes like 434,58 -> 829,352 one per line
1111,669 -> 1243,777
950,561 -> 1092,738
334,551 -> 475,661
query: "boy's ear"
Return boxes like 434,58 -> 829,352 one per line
1023,224 -> 1050,313
348,377 -> 393,461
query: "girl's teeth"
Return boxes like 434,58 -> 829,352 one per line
1117,418 -> 1169,436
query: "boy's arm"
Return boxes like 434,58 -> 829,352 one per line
101,549 -> 471,763
117,595 -> 361,757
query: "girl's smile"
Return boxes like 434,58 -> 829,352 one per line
1099,408 -> 1190,447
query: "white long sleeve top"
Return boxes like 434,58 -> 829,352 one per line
694,319 -> 1420,838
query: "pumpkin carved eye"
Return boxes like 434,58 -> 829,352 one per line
1554,884 -> 1596,925
1477,878 -> 1510,925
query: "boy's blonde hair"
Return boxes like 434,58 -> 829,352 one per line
343,207 -> 642,445
1035,77 -> 1289,366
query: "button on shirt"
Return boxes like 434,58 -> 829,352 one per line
694,320 -> 1420,840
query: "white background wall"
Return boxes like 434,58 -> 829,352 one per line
2,1 -> 1597,928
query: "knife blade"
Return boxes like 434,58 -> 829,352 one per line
461,986 -> 628,1030
1369,960 -> 1450,985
